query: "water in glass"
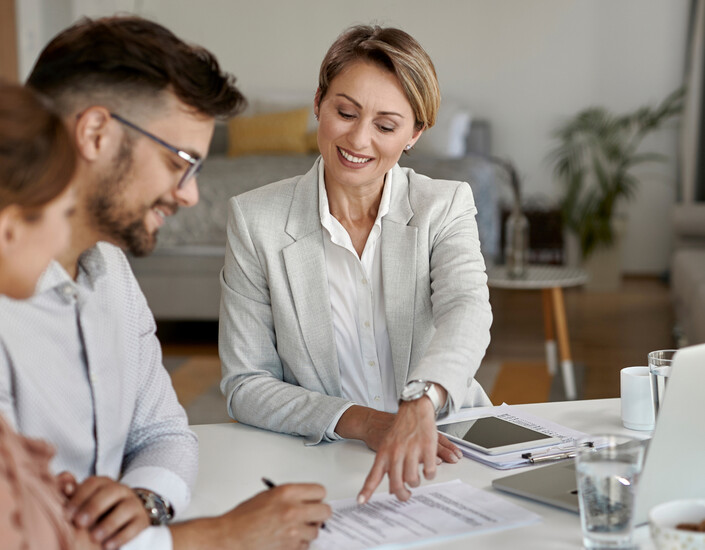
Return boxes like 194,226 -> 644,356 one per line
575,435 -> 644,550
577,460 -> 640,549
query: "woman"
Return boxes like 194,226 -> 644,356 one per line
0,82 -> 93,549
219,26 -> 492,503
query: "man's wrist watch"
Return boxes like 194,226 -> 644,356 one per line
133,488 -> 174,526
400,380 -> 445,417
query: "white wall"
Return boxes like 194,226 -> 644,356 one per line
18,0 -> 689,274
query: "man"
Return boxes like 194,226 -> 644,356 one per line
0,16 -> 329,550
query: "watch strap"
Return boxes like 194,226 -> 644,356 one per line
424,382 -> 444,416
133,488 -> 174,526
401,380 -> 445,417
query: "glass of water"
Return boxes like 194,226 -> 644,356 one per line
575,435 -> 645,549
648,349 -> 678,415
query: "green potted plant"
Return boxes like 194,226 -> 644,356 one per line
549,88 -> 684,271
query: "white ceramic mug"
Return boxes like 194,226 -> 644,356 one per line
621,366 -> 655,431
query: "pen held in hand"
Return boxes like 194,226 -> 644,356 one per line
261,477 -> 276,489
261,477 -> 328,530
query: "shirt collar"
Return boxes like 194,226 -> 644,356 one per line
35,244 -> 108,295
317,159 -> 393,231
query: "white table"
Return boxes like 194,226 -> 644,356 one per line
487,265 -> 589,400
184,399 -> 654,549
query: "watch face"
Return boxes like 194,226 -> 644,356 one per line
134,489 -> 172,525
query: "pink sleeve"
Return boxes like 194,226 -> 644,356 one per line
0,415 -> 74,550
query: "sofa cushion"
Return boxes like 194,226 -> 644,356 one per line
227,108 -> 309,156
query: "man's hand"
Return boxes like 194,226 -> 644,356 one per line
65,476 -> 150,550
56,470 -> 78,501
172,483 -> 331,550
72,526 -> 103,550
355,397 -> 462,504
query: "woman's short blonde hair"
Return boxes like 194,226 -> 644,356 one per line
318,25 -> 440,131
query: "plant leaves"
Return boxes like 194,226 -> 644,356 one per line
549,86 -> 684,258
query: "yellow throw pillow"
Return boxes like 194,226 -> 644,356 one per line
227,108 -> 309,156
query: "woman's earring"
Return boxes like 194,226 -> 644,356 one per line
314,113 -> 319,121
405,144 -> 412,150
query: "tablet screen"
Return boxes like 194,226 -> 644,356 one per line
438,416 -> 553,450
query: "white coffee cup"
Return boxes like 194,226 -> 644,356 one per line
621,366 -> 655,431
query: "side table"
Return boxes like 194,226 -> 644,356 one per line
486,265 -> 588,400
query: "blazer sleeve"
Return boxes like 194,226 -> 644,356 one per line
410,182 -> 493,411
219,196 -> 352,445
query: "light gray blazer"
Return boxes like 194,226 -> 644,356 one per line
219,158 -> 492,444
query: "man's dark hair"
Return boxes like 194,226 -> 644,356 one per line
27,16 -> 246,119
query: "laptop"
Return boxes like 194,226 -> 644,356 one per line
492,343 -> 705,525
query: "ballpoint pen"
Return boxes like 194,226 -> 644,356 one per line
261,477 -> 328,530
524,450 -> 577,464
522,441 -> 594,463
261,477 -> 276,489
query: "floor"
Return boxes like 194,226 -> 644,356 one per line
159,276 -> 674,422
484,276 -> 674,399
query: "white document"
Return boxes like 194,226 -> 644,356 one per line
311,479 -> 541,550
436,404 -> 602,469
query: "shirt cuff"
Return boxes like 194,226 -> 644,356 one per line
437,392 -> 454,420
326,402 -> 355,441
121,466 -> 190,518
121,525 -> 172,550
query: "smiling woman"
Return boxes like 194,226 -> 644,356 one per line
315,60 -> 424,238
219,24 -> 493,506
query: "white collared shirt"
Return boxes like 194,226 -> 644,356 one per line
0,243 -> 197,550
318,161 -> 399,438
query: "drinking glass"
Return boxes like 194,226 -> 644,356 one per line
648,349 -> 678,416
575,435 -> 645,549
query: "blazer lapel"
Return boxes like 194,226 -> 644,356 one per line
283,160 -> 341,396
382,165 -> 417,397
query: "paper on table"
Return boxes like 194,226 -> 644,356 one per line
437,403 -> 600,469
311,479 -> 541,550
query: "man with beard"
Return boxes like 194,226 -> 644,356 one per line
0,16 -> 329,550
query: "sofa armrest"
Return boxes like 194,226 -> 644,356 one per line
673,204 -> 705,247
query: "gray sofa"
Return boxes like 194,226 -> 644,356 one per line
129,121 -> 500,320
671,203 -> 705,345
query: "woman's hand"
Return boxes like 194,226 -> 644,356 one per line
65,476 -> 150,550
341,408 -> 396,451
335,399 -> 463,504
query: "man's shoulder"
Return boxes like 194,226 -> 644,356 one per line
81,243 -> 146,305
91,241 -> 130,266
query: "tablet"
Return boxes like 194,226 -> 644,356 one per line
437,416 -> 561,455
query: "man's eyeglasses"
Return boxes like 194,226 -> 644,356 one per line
110,113 -> 203,189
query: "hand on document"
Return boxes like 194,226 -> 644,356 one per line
356,397 -> 463,504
